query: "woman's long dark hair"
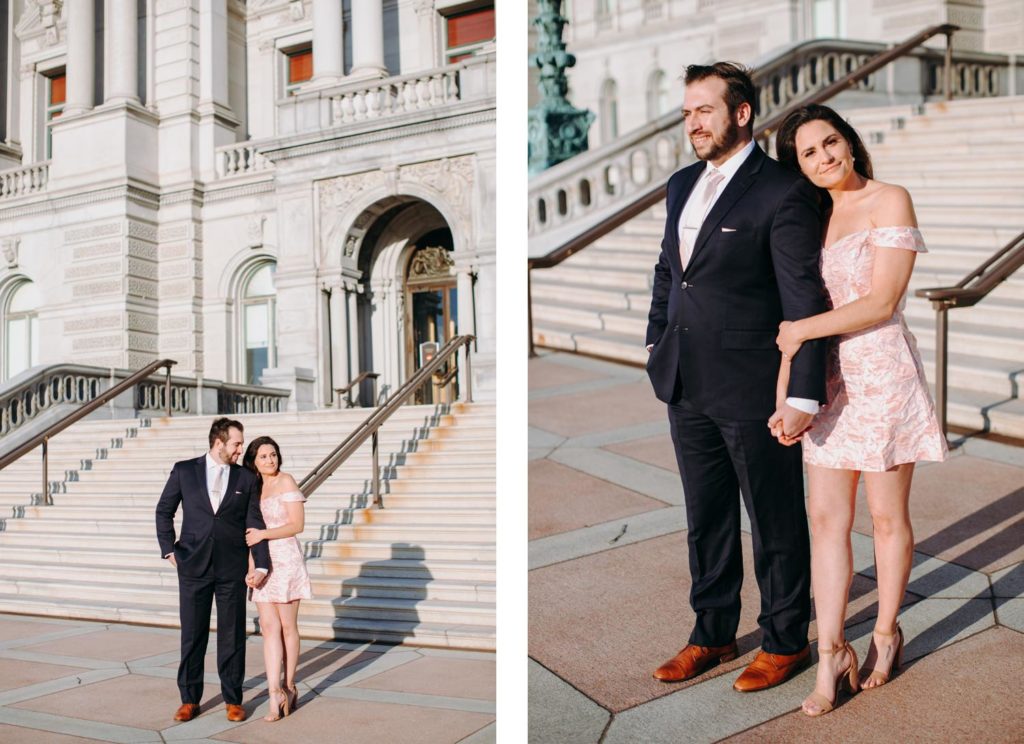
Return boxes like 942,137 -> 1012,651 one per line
776,104 -> 873,180
242,436 -> 282,481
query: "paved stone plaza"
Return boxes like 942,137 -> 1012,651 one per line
0,615 -> 494,743
529,351 -> 1024,743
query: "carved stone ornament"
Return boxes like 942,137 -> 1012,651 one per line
290,0 -> 304,21
413,0 -> 435,16
1,239 -> 19,269
247,215 -> 266,249
320,170 -> 388,258
407,246 -> 454,285
399,156 -> 474,240
39,0 -> 62,46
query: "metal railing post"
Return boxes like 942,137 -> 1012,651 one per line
464,339 -> 474,403
41,436 -> 49,505
528,268 -> 536,357
935,305 -> 948,437
164,363 -> 172,417
944,31 -> 954,100
371,430 -> 381,508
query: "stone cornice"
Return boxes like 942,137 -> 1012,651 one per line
202,180 -> 277,203
266,106 -> 496,164
0,182 -> 159,221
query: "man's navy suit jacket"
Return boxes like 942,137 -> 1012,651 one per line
645,145 -> 829,420
155,456 -> 271,579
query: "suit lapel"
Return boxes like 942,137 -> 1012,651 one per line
218,465 -> 241,514
666,164 -> 706,272
193,457 -> 214,516
686,146 -> 766,273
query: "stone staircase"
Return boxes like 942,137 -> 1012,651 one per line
0,403 -> 496,649
531,95 -> 1024,439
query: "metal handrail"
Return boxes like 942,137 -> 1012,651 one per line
527,23 -> 960,354
0,359 -> 176,504
299,335 -> 474,506
334,371 -> 380,408
915,230 -> 1024,435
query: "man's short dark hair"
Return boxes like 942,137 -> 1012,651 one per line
684,62 -> 757,135
209,417 -> 244,449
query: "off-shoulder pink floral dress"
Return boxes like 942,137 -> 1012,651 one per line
801,226 -> 948,471
251,490 -> 313,603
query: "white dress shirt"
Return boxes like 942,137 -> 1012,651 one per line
654,139 -> 819,415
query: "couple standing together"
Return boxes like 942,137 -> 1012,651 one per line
155,418 -> 313,723
646,63 -> 946,715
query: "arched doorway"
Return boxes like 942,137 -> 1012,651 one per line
346,197 -> 465,406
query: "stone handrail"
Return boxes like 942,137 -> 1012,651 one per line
0,161 -> 49,200
528,35 -> 1013,250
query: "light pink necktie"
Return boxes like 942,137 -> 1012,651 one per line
680,168 -> 726,269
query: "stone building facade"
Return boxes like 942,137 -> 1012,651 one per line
0,0 -> 496,407
559,0 -> 1023,147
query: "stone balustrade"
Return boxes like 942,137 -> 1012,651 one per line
529,39 -> 1015,247
0,364 -> 291,440
215,143 -> 274,178
328,68 -> 461,126
0,162 -> 49,201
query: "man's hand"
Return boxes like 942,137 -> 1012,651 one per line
244,571 -> 259,588
166,554 -> 177,568
251,571 -> 268,588
768,403 -> 814,444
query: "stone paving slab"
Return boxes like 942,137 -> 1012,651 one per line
725,627 -> 1024,743
528,351 -> 1024,744
0,613 -> 495,743
529,459 -> 666,540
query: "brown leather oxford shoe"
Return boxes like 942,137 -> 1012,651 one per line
173,703 -> 199,722
653,641 -> 739,682
226,704 -> 247,722
733,646 -> 811,692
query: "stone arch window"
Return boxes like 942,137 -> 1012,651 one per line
2,280 -> 40,380
646,69 -> 670,121
599,77 -> 619,144
239,262 -> 277,385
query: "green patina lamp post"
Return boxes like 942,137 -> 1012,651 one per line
528,0 -> 594,175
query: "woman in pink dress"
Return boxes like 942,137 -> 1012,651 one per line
242,436 -> 313,722
771,104 -> 947,716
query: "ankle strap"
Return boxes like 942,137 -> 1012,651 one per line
816,640 -> 848,655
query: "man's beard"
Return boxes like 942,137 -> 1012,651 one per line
691,118 -> 742,162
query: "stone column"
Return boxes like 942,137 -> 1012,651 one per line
64,0 -> 95,115
313,0 -> 344,84
199,0 -> 229,105
350,0 -> 387,79
106,0 -> 139,103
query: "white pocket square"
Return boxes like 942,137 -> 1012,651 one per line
721,227 -> 737,233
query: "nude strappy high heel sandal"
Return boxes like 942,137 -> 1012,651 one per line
861,622 -> 904,689
802,641 -> 860,717
263,688 -> 290,722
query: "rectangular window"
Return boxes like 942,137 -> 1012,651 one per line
445,5 -> 495,64
286,48 -> 313,95
45,71 -> 66,159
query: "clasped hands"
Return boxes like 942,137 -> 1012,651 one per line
769,321 -> 813,446
244,529 -> 268,588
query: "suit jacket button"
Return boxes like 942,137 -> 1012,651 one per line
672,324 -> 679,332
681,281 -> 689,289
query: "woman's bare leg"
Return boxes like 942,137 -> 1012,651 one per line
257,601 -> 284,713
861,462 -> 915,687
802,464 -> 859,714
277,601 -> 301,691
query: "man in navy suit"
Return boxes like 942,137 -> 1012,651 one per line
646,63 -> 828,691
156,417 -> 271,722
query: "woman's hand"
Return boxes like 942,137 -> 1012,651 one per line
777,321 -> 804,361
245,528 -> 265,547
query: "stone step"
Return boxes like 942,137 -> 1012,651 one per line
533,322 -> 648,365
0,532 -> 495,560
0,491 -> 496,509
0,596 -> 495,650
